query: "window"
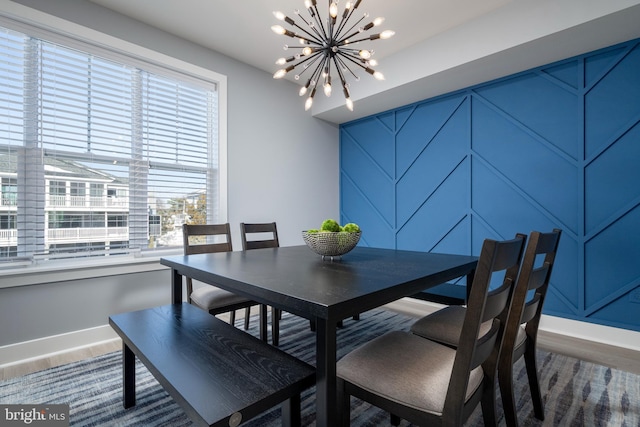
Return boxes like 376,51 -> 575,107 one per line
1,178 -> 17,206
0,21 -> 223,266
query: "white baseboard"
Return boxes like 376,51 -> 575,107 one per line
385,298 -> 640,352
0,325 -> 119,367
2,298 -> 639,367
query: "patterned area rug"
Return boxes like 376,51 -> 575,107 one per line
1,308 -> 638,426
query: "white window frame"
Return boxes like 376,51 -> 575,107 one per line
0,3 -> 228,287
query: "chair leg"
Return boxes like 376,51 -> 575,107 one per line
390,413 -> 401,426
480,375 -> 498,427
353,314 -> 360,321
230,310 -> 236,327
498,357 -> 519,427
244,306 -> 251,330
259,304 -> 268,342
272,307 -> 281,346
309,319 -> 316,332
524,344 -> 545,420
337,378 -> 350,427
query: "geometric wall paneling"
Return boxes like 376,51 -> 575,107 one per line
541,59 -> 581,91
396,159 -> 469,253
340,115 -> 395,177
584,121 -> 640,233
473,71 -> 581,160
584,45 -> 628,88
340,171 -> 396,249
340,128 -> 395,226
584,205 -> 640,311
396,98 -> 469,227
340,37 -> 640,331
395,95 -> 467,175
470,158 -> 560,240
584,42 -> 640,158
544,232 -> 580,315
471,96 -> 579,233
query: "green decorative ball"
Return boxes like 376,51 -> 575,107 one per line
320,219 -> 341,232
343,223 -> 361,233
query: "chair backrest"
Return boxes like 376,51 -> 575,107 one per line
444,235 -> 526,424
183,223 -> 233,255
182,223 -> 233,301
240,222 -> 279,250
502,229 -> 562,357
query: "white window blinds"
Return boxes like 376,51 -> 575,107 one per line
0,23 -> 220,264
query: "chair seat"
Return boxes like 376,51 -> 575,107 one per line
337,331 -> 484,415
190,285 -> 253,311
410,305 -> 494,347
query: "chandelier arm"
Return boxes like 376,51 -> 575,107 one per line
310,3 -> 328,41
335,15 -> 369,42
294,10 -> 327,42
336,50 -> 372,73
290,22 -> 327,45
332,55 -> 349,87
333,54 -> 360,80
334,4 -> 361,40
294,52 -> 326,78
340,35 -> 377,45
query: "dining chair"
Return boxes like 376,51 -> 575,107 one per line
409,232 -> 526,348
336,235 -> 527,426
240,222 -> 282,346
498,229 -> 562,427
183,223 -> 263,334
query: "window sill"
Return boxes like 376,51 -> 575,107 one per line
0,249 -> 183,288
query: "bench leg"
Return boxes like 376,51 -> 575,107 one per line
123,343 -> 136,408
281,394 -> 301,427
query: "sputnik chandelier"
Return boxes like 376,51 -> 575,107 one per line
271,0 -> 395,111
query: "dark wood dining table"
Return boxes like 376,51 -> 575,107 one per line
161,245 -> 477,427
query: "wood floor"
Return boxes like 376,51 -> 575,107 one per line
2,307 -> 639,381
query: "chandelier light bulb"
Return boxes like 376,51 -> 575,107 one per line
275,58 -> 286,65
305,96 -> 313,111
329,2 -> 338,18
271,25 -> 286,35
373,71 -> 385,80
358,50 -> 372,59
273,69 -> 287,79
324,82 -> 332,97
373,17 -> 385,26
380,30 -> 395,39
346,97 -> 354,111
302,46 -> 313,56
273,11 -> 286,21
367,59 -> 378,66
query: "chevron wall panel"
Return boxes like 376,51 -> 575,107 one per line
339,38 -> 640,331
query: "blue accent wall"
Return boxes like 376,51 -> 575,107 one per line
340,39 -> 640,332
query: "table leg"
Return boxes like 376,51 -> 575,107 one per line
465,268 -> 476,301
123,342 -> 135,408
315,317 -> 337,427
171,268 -> 183,304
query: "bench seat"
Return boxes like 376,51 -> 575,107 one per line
411,282 -> 467,306
109,303 -> 315,427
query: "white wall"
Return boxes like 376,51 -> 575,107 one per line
0,0 -> 339,364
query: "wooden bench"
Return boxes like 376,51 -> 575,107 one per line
411,282 -> 467,306
109,303 -> 315,427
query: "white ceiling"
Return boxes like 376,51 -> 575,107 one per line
87,0 -> 511,76
86,0 -> 640,123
